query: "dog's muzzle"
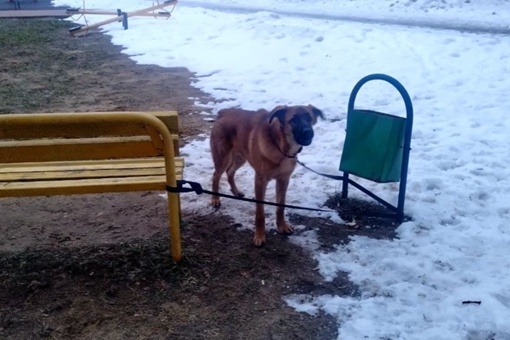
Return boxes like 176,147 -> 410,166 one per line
294,128 -> 314,146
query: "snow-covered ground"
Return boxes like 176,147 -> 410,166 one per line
54,0 -> 510,338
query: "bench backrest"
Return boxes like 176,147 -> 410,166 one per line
0,111 -> 179,163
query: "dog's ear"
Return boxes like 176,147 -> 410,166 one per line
269,106 -> 288,124
307,105 -> 325,120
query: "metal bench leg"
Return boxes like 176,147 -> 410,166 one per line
168,192 -> 182,262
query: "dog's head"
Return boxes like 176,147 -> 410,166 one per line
269,105 -> 324,146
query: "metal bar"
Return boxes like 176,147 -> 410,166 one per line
341,172 -> 349,199
396,86 -> 414,220
66,9 -> 171,17
347,179 -> 398,213
122,12 -> 128,30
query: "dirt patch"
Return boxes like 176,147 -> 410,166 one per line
0,15 -> 401,340
1,213 -> 339,340
0,18 -> 214,143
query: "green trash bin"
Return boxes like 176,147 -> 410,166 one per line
339,109 -> 406,183
339,73 -> 413,220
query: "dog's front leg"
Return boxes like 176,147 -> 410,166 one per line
276,177 -> 293,234
254,173 -> 269,246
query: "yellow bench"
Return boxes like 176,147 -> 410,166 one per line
0,111 -> 184,262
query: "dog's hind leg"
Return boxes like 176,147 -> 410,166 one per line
211,157 -> 230,207
210,144 -> 233,207
226,153 -> 246,197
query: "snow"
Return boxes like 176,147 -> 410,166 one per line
53,0 -> 510,338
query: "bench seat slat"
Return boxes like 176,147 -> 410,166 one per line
0,159 -> 184,181
0,173 -> 183,198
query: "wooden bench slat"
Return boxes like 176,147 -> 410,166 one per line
0,158 -> 184,181
154,112 -> 179,134
0,174 -> 183,198
0,122 -> 150,140
1,136 -> 151,146
1,139 -> 161,163
0,136 -> 179,162
0,111 -> 179,140
0,158 -> 182,173
1,168 -> 165,181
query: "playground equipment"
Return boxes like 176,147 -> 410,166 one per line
339,74 -> 414,220
67,0 -> 177,36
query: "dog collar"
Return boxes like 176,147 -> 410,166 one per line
271,125 -> 302,158
277,144 -> 303,158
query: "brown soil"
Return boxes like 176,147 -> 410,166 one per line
0,16 -> 400,340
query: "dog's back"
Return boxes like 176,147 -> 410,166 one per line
214,108 -> 268,130
210,109 -> 268,163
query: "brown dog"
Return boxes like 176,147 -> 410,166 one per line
210,105 -> 324,246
